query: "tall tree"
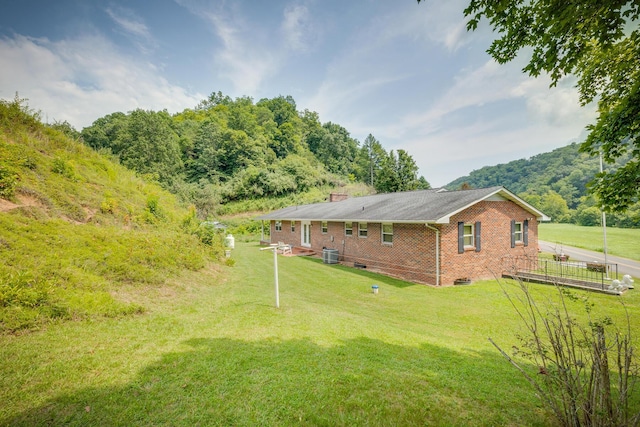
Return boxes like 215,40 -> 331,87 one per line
257,95 -> 303,158
396,149 -> 420,190
355,134 -> 386,186
424,0 -> 640,211
185,119 -> 224,183
118,109 -> 183,186
81,112 -> 128,153
376,150 -> 401,193
306,122 -> 358,175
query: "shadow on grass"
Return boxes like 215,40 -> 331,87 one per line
297,256 -> 419,289
4,337 -> 551,426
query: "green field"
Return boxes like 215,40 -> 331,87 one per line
2,239 -> 639,426
539,223 -> 640,261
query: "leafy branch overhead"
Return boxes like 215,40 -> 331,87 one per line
420,0 -> 640,212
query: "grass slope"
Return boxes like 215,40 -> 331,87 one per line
0,100 -> 219,333
540,223 -> 640,261
1,240 -> 639,426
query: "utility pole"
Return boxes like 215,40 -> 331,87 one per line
600,152 -> 610,278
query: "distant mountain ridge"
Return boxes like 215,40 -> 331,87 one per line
445,143 -> 639,227
446,143 -> 596,203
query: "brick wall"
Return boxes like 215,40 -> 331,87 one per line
267,200 -> 539,286
310,221 -> 438,284
439,201 -> 538,285
270,220 -> 302,247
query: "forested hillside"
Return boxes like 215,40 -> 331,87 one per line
447,143 -> 639,227
78,92 -> 430,219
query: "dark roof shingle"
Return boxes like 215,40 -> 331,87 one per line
256,186 -> 549,223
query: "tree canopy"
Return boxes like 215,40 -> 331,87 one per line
420,0 -> 639,212
81,93 -> 429,216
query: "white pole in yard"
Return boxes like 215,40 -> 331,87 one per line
273,246 -> 280,308
261,244 -> 280,308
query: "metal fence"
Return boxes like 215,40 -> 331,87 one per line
502,256 -> 620,292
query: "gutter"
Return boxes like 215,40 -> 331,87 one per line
425,224 -> 440,286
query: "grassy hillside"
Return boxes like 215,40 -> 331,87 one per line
0,99 -> 222,333
1,240 -> 639,425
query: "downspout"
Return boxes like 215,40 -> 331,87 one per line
425,224 -> 440,286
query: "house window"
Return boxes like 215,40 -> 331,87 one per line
382,223 -> 393,244
358,222 -> 368,237
511,219 -> 529,247
275,221 -> 282,232
458,221 -> 481,253
514,222 -> 523,243
291,221 -> 296,232
321,221 -> 328,234
463,224 -> 474,247
345,222 -> 353,236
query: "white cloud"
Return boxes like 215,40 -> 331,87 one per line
281,3 -> 313,53
346,55 -> 597,186
176,2 -> 279,95
305,73 -> 408,124
105,6 -> 158,54
515,77 -> 597,126
398,58 -> 596,139
404,114 -> 589,187
381,0 -> 475,52
0,34 -> 203,128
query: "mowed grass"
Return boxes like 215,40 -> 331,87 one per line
540,223 -> 640,261
1,240 -> 640,426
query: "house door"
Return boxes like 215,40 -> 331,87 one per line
301,221 -> 311,247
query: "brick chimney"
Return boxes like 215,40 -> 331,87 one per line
329,193 -> 349,202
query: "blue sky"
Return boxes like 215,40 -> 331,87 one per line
0,0 -> 596,186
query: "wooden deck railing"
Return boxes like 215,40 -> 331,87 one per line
502,256 -> 621,293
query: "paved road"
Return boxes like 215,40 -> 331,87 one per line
539,240 -> 640,278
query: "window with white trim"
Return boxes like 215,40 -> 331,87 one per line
291,221 -> 296,232
275,221 -> 282,232
321,221 -> 328,233
345,222 -> 353,236
514,222 -> 523,243
459,221 -> 481,253
382,223 -> 393,244
463,223 -> 474,247
358,222 -> 368,237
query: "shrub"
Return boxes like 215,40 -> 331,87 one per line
140,194 -> 165,223
490,280 -> 640,427
51,157 -> 77,180
100,192 -> 118,214
0,166 -> 18,198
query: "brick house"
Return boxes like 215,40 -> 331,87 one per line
256,186 -> 549,286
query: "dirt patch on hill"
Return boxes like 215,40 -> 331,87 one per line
1,194 -> 99,225
0,198 -> 16,212
0,194 -> 41,213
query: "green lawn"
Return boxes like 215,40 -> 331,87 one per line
539,223 -> 640,261
1,239 -> 639,426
